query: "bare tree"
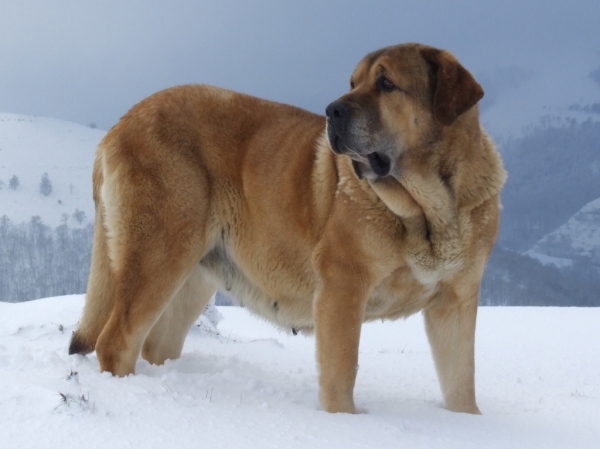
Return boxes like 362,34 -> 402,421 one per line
72,209 -> 86,224
39,173 -> 53,196
9,175 -> 20,190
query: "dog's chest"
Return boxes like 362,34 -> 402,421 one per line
364,265 -> 442,320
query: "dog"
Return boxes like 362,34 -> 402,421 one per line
69,43 -> 505,415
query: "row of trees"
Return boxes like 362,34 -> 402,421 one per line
0,173 -> 54,195
480,247 -> 600,307
0,215 -> 597,306
0,215 -> 236,306
0,216 -> 93,302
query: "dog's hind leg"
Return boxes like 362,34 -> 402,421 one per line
141,265 -> 216,365
69,160 -> 115,355
93,144 -> 212,377
94,212 -> 209,376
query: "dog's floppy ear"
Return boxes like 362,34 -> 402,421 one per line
421,48 -> 484,126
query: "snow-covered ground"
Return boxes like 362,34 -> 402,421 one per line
1,296 -> 598,449
0,114 -> 104,227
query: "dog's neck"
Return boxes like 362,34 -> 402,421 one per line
324,110 -> 505,269
395,110 -> 505,216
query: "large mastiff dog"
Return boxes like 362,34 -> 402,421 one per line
70,43 -> 505,415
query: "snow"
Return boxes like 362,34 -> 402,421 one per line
524,251 -> 574,269
0,113 -> 105,227
531,197 -> 600,266
1,296 -> 598,448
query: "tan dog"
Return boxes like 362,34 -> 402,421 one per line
69,43 -> 505,415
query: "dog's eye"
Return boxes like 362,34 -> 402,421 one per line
378,76 -> 396,93
350,80 -> 355,90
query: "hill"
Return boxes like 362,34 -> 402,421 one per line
0,114 -> 104,301
477,117 -> 600,306
497,119 -> 600,252
0,113 -> 104,227
529,197 -> 600,267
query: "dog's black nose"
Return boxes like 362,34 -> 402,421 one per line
325,100 -> 352,155
325,101 -> 350,125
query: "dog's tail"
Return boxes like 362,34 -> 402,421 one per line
69,152 -> 115,355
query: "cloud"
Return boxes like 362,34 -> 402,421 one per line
478,66 -> 534,114
1,0 -> 599,134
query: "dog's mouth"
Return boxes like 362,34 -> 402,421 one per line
367,152 -> 391,177
351,152 -> 391,179
326,122 -> 344,155
331,135 -> 343,155
327,123 -> 391,178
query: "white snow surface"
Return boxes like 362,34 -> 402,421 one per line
0,113 -> 105,227
1,295 -> 598,449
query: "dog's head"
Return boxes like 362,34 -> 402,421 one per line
326,43 -> 483,180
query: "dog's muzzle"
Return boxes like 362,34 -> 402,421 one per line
325,101 -> 391,177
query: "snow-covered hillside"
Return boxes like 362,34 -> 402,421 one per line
0,114 -> 105,227
1,296 -> 598,448
528,197 -> 600,268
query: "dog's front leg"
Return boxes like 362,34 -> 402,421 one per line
424,285 -> 481,414
313,250 -> 371,414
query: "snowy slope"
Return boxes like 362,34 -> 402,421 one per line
529,197 -> 600,267
0,114 -> 105,227
1,296 -> 598,449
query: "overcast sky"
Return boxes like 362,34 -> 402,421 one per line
1,0 -> 599,134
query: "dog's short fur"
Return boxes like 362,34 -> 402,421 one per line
69,43 -> 505,415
